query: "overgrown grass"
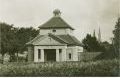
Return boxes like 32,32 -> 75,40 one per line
0,59 -> 119,77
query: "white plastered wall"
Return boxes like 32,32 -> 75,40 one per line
39,29 -> 73,35
66,46 -> 83,61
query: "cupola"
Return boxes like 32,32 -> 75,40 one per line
53,9 -> 61,17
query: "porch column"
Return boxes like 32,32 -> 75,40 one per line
62,49 -> 66,61
34,47 -> 38,62
56,49 -> 59,62
41,49 -> 44,62
73,47 -> 78,61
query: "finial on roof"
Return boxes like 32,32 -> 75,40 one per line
53,9 -> 61,17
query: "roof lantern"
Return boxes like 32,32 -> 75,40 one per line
53,9 -> 61,17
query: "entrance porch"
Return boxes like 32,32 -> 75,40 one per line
34,46 -> 67,62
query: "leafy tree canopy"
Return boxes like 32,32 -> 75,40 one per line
16,27 -> 39,53
0,22 -> 39,62
82,34 -> 105,52
113,17 -> 120,57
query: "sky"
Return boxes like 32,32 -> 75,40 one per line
0,0 -> 120,43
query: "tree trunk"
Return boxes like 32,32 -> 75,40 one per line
16,51 -> 18,62
118,34 -> 120,59
1,54 -> 4,64
9,54 -> 13,62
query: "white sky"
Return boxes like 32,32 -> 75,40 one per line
0,0 -> 120,43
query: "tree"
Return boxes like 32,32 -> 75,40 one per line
0,22 -> 16,63
14,27 -> 39,62
82,34 -> 105,52
113,17 -> 120,58
95,41 -> 118,60
8,28 -> 20,62
0,22 -> 39,63
16,27 -> 39,53
96,18 -> 120,59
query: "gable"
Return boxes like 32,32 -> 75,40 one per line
32,35 -> 66,45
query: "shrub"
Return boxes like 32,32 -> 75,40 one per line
0,59 -> 119,76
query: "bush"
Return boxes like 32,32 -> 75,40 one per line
0,59 -> 119,76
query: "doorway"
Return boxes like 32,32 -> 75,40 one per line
44,49 -> 56,62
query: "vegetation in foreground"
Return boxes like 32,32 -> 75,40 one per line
0,59 -> 119,77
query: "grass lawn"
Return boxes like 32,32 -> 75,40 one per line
0,59 -> 119,77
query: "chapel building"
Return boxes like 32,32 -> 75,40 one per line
26,9 -> 83,62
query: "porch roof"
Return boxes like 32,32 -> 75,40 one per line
26,33 -> 83,46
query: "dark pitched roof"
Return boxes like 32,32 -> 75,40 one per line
56,34 -> 82,46
48,33 -> 68,44
39,17 -> 74,30
26,33 -> 82,46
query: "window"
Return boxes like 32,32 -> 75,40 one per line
69,53 -> 72,60
52,29 -> 56,32
38,49 -> 41,59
